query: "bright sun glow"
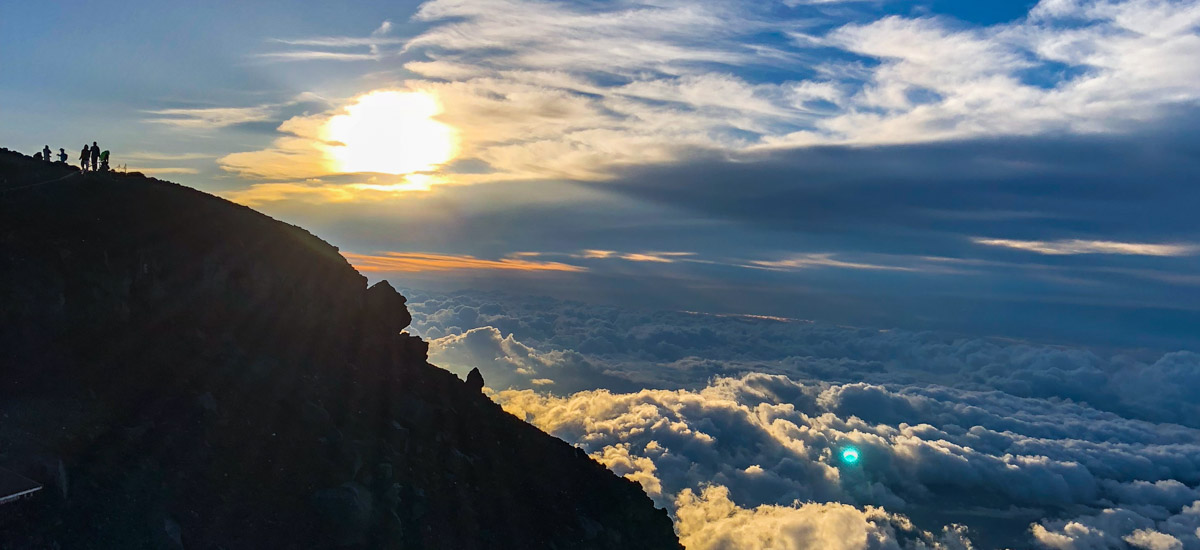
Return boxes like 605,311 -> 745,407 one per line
324,90 -> 457,175
841,447 -> 860,464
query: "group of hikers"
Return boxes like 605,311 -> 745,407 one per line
33,142 -> 110,171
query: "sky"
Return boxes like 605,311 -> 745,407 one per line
6,1 -> 1200,547
5,0 -> 1200,350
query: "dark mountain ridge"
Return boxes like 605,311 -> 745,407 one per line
0,149 -> 680,549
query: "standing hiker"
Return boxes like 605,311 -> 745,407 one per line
58,148 -> 68,163
89,142 -> 100,172
42,145 -> 52,162
80,145 -> 90,171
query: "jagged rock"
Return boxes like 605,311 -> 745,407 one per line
399,331 -> 429,361
0,149 -> 681,550
365,280 -> 412,335
466,367 -> 485,392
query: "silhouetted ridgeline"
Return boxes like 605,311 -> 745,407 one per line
0,149 -> 680,549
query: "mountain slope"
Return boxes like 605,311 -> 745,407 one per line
0,149 -> 680,550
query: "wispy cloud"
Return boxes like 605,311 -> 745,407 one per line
257,20 -> 398,63
269,37 -> 402,48
571,250 -> 697,263
143,106 -> 275,129
120,151 -> 214,177
220,182 -> 355,205
122,151 -> 215,162
399,0 -> 1200,176
343,251 -> 586,273
751,254 -> 920,272
254,51 -> 381,62
220,175 -> 442,206
972,238 -> 1198,257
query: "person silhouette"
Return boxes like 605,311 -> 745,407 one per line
42,145 -> 51,162
90,142 -> 100,172
58,148 -> 68,163
80,145 -> 90,171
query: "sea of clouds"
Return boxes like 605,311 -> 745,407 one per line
402,288 -> 1200,549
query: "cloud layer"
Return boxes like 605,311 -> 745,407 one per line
405,288 -> 1200,548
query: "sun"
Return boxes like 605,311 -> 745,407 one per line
323,90 -> 457,175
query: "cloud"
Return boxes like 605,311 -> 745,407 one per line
493,371 -> 1200,548
404,290 -> 1200,427
398,288 -> 1200,547
270,37 -> 404,48
121,152 -> 215,162
389,0 -> 1200,180
208,0 -> 1200,206
343,251 -> 585,274
258,20 -> 400,62
1032,502 -> 1200,549
567,250 -> 698,263
972,238 -> 1198,256
220,181 -> 370,205
428,326 -> 636,394
222,174 -> 453,205
143,106 -> 275,129
751,254 -> 921,272
407,0 -> 761,73
117,151 -> 215,179
253,51 -> 381,62
215,109 -> 347,180
203,0 -> 1200,390
674,485 -> 973,550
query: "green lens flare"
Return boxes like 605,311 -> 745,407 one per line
841,447 -> 860,464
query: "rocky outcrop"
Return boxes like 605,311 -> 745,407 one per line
366,280 -> 414,336
0,149 -> 680,550
466,367 -> 486,393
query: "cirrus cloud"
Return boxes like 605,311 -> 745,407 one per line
971,238 -> 1198,257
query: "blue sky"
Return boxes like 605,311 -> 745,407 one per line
5,0 -> 1200,349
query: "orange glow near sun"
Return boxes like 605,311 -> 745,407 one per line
324,90 -> 457,175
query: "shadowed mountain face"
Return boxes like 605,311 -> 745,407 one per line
0,149 -> 679,550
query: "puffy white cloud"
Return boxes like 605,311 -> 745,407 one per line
674,485 -> 973,550
428,326 -> 636,393
1032,501 -> 1200,549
